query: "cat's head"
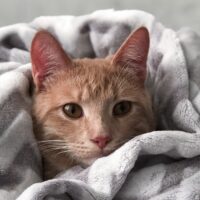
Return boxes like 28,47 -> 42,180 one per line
31,27 -> 155,166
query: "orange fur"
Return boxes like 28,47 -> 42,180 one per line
32,28 -> 155,179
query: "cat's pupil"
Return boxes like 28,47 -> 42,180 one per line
63,103 -> 83,119
70,106 -> 76,114
113,101 -> 132,117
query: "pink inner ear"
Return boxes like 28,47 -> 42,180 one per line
31,31 -> 72,90
112,27 -> 150,82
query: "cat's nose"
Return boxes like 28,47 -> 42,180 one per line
90,136 -> 112,149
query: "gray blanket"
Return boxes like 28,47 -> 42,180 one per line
1,9 -> 200,200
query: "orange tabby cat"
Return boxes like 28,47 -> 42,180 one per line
31,27 -> 155,179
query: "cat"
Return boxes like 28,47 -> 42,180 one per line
31,27 -> 155,179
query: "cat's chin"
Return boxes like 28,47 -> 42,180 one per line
79,150 -> 113,167
81,157 -> 101,167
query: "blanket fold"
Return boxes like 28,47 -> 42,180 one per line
1,9 -> 200,200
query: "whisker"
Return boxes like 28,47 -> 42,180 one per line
39,143 -> 68,148
40,147 -> 62,153
41,146 -> 68,151
38,140 -> 67,144
56,150 -> 71,156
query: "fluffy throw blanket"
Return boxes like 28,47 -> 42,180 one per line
1,9 -> 200,200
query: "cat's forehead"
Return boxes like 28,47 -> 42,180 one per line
73,58 -> 112,72
55,58 -> 141,102
46,58 -> 143,104
65,58 -> 119,101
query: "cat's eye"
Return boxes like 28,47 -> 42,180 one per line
113,101 -> 132,117
63,103 -> 83,119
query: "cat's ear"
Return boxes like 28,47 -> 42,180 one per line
112,27 -> 149,82
31,31 -> 72,90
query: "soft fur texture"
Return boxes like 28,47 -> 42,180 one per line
1,10 -> 200,200
32,28 -> 155,179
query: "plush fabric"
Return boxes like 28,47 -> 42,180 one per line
0,9 -> 200,200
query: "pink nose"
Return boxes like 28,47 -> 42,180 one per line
90,136 -> 111,149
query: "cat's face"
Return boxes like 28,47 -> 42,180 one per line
32,28 -> 155,167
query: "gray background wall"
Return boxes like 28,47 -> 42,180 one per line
0,0 -> 199,33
